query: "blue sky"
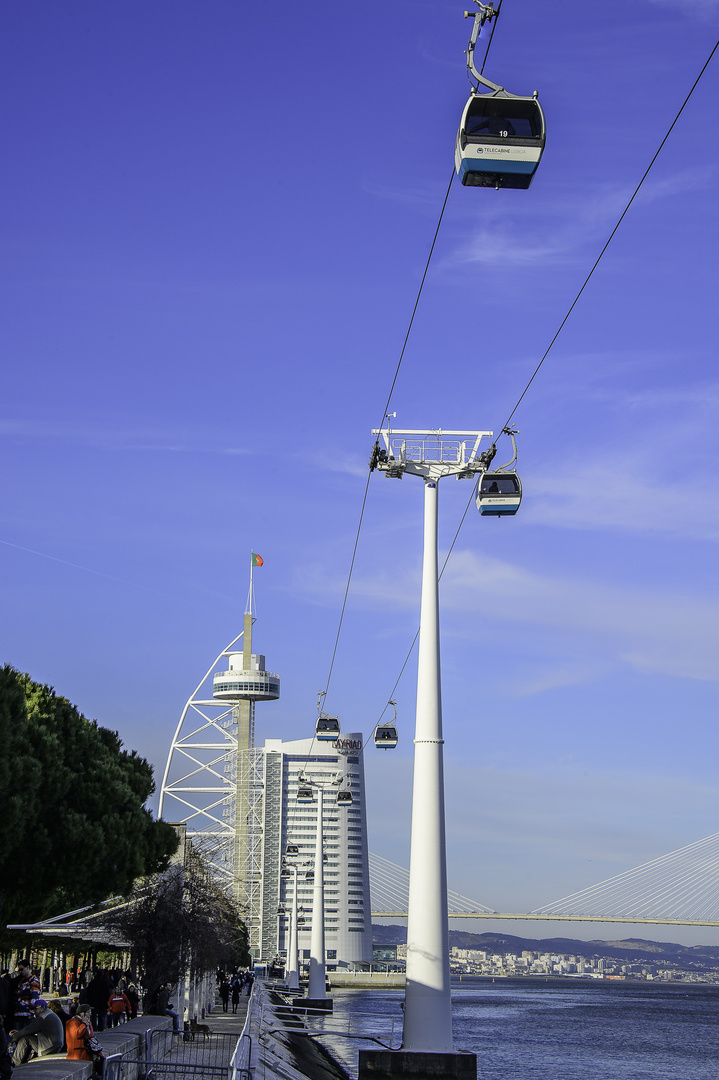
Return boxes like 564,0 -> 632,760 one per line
3,0 -> 719,944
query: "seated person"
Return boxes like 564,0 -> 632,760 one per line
10,999 -> 63,1065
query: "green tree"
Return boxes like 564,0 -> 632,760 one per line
0,665 -> 178,935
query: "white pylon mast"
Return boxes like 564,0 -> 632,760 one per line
370,426 -> 492,1053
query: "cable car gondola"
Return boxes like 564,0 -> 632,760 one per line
297,780 -> 313,803
476,470 -> 522,516
456,92 -> 545,189
336,789 -> 353,806
374,699 -> 398,750
455,4 -> 545,190
316,715 -> 340,741
286,842 -> 299,856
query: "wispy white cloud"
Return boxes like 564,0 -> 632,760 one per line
441,548 -> 719,683
304,546 -> 719,686
444,169 -> 714,269
311,454 -> 369,479
635,166 -> 716,205
525,458 -> 719,539
361,177 -> 448,213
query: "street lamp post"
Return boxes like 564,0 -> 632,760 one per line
287,861 -> 300,991
361,426 -> 492,1080
308,786 -> 327,1000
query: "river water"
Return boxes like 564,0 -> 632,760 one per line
313,979 -> 719,1079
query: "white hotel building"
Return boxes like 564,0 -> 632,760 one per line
257,733 -> 373,969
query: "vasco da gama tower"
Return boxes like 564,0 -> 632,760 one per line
159,563 -> 372,967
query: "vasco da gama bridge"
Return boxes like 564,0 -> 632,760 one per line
368,838 -> 719,928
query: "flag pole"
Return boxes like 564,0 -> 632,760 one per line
247,551 -> 254,616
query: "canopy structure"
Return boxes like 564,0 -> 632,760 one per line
7,896 -> 132,947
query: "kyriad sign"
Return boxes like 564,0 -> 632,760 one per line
332,733 -> 362,756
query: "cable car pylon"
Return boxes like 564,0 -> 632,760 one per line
455,1 -> 546,189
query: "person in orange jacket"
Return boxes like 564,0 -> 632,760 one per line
66,1005 -> 94,1061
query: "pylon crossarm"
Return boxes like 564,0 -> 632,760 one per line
371,427 -> 494,481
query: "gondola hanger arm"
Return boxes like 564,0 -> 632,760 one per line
465,1 -> 504,93
496,426 -> 519,471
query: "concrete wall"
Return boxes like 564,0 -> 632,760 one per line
14,1016 -> 173,1080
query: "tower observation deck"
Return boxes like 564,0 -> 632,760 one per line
212,652 -> 280,701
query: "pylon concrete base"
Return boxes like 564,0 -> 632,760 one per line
358,1050 -> 477,1080
291,997 -> 333,1013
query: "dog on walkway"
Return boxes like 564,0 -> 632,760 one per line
189,1018 -> 211,1040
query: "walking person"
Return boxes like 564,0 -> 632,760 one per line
219,978 -> 230,1013
107,988 -> 131,1026
86,970 -> 110,1032
125,984 -> 139,1020
230,976 -> 241,1015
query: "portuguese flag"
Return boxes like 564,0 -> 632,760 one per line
252,553 -> 264,567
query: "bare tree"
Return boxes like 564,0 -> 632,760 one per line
107,849 -> 249,994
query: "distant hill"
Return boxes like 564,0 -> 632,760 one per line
372,925 -> 719,969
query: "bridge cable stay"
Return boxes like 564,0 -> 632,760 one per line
368,852 -> 495,916
530,831 -> 719,923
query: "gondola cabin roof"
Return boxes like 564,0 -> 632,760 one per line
455,92 -> 545,190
